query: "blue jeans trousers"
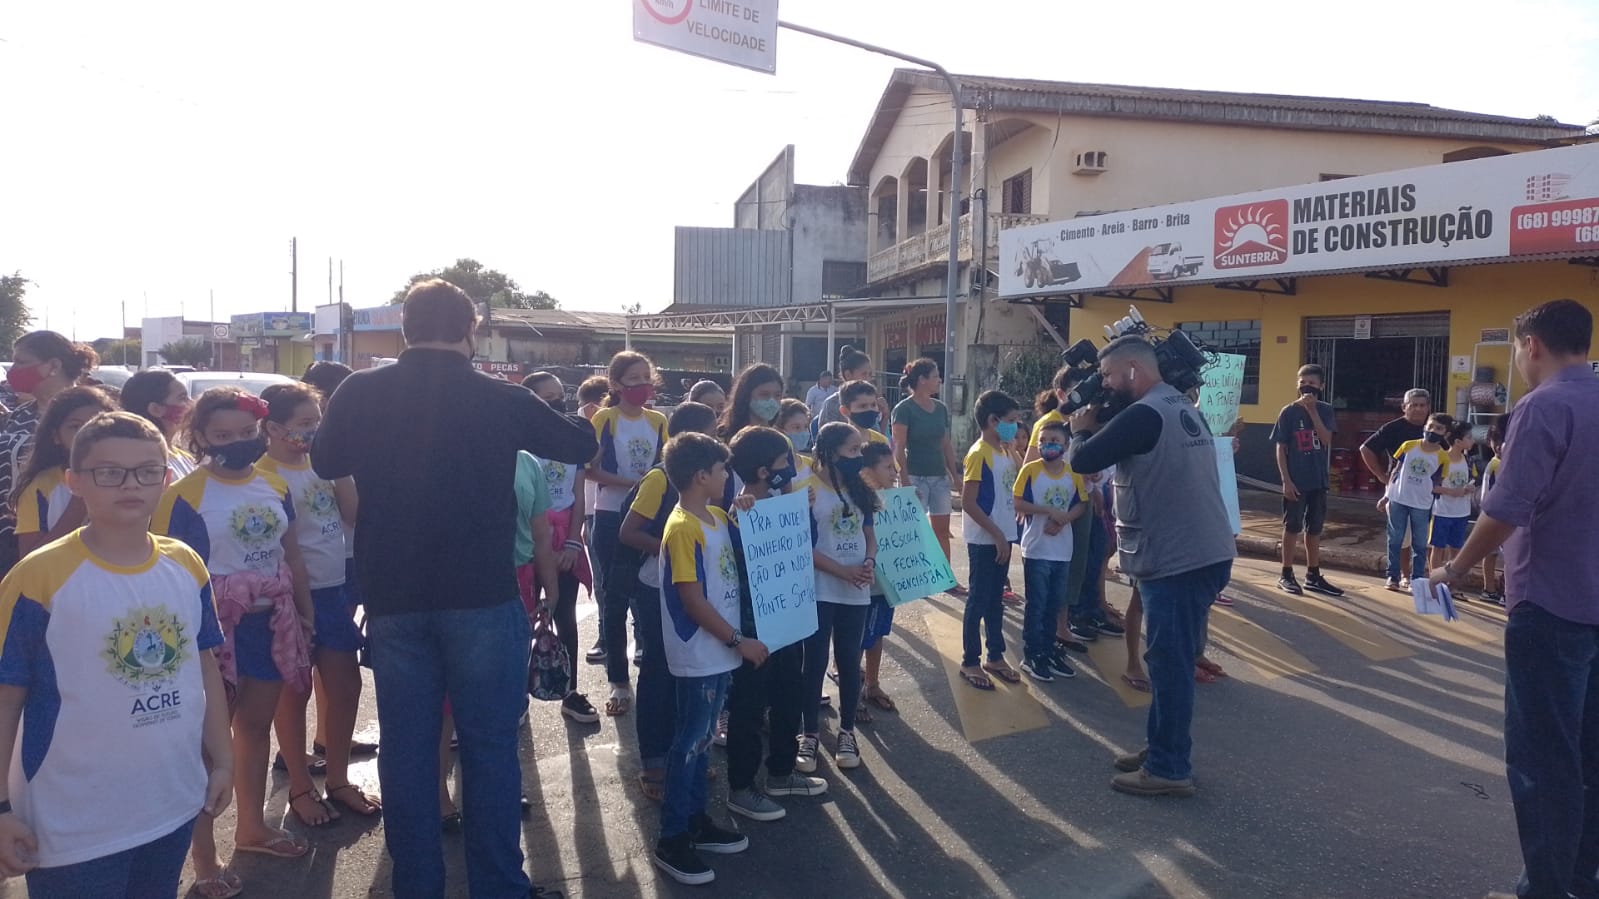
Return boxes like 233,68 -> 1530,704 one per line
1386,501 -> 1431,580
1140,561 -> 1232,781
370,600 -> 532,899
25,816 -> 195,899
1023,557 -> 1071,661
963,543 -> 1009,668
802,602 -> 868,733
661,671 -> 732,841
1505,602 -> 1599,899
633,584 -> 677,772
1070,515 -> 1107,624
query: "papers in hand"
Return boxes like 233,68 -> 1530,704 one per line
1411,578 -> 1458,622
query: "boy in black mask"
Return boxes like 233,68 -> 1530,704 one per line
1269,364 -> 1342,597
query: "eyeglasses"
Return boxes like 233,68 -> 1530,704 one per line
74,465 -> 168,487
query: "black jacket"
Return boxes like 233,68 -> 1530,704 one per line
311,348 -> 598,616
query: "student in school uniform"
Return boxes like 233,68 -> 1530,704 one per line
120,370 -> 199,480
1012,418 -> 1089,683
1427,420 -> 1477,573
959,391 -> 1024,691
776,399 -> 815,482
1382,413 -> 1453,591
12,387 -> 116,558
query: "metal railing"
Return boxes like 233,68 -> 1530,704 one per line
867,213 -> 1048,282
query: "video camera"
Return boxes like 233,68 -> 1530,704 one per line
1057,306 -> 1213,420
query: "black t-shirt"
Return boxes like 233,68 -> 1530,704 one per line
1361,417 -> 1423,471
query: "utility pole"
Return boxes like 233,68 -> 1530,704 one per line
328,257 -> 333,305
290,237 -> 299,312
121,301 -> 128,366
209,289 -> 217,370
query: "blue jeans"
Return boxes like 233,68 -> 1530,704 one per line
591,510 -> 623,661
661,671 -> 732,840
25,816 -> 195,899
1386,501 -> 1431,580
1140,561 -> 1233,781
1023,557 -> 1071,660
369,600 -> 532,899
802,602 -> 868,733
633,583 -> 676,772
1070,516 -> 1108,624
1504,602 -> 1599,899
963,543 -> 1009,667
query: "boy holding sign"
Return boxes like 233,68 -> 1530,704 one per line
1013,419 -> 1088,683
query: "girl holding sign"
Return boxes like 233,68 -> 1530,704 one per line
797,422 -> 880,775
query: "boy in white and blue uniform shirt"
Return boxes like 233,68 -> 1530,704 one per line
1383,413 -> 1452,590
1013,419 -> 1088,683
1426,420 -> 1477,571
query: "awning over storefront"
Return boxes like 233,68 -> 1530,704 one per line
998,142 -> 1599,304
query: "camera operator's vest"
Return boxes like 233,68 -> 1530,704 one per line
1112,382 -> 1237,580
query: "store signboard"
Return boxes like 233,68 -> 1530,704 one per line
999,144 -> 1599,299
1353,316 -> 1373,340
353,305 -> 404,332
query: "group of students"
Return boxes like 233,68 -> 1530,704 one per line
0,331 -> 375,899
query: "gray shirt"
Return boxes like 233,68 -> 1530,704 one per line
1269,401 -> 1337,491
804,383 -> 837,412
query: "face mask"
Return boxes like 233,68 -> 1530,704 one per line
833,455 -> 865,479
766,464 -> 797,491
1425,431 -> 1445,445
996,421 -> 1019,443
750,397 -> 781,423
620,383 -> 655,407
160,403 -> 190,428
1040,442 -> 1065,461
788,431 -> 812,453
542,396 -> 568,413
210,435 -> 268,470
849,410 -> 880,430
1300,385 -> 1323,399
282,427 -> 317,452
6,362 -> 47,395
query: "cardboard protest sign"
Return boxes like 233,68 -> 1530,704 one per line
872,487 -> 957,606
1197,353 -> 1246,436
737,490 -> 817,651
1214,437 -> 1241,536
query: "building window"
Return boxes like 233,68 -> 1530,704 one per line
821,261 -> 867,299
1001,169 -> 1033,214
1179,319 -> 1261,405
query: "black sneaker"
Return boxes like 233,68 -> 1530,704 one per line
1067,622 -> 1100,643
529,885 -> 565,898
1304,572 -> 1344,598
1047,652 -> 1078,679
1277,572 -> 1304,595
1093,619 -> 1126,637
1055,637 -> 1091,655
1020,657 -> 1054,683
654,833 -> 714,885
584,642 -> 607,664
1481,590 -> 1505,607
560,692 -> 600,724
689,815 -> 749,854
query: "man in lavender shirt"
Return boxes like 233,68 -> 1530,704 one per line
1432,298 -> 1599,899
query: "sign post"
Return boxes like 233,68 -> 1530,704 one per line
633,0 -> 780,73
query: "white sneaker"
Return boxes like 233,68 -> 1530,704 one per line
835,730 -> 861,769
765,772 -> 828,796
795,734 -> 819,773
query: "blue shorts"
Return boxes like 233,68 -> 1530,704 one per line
234,610 -> 281,681
313,584 -> 363,653
343,556 -> 362,607
25,816 -> 195,899
862,594 -> 895,650
1429,515 -> 1469,549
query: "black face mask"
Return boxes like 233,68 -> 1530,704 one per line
1425,431 -> 1445,445
766,464 -> 797,491
544,396 -> 570,413
1300,385 -> 1323,400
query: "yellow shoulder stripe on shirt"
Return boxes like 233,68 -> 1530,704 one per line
152,469 -> 210,533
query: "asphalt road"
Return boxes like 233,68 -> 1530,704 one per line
0,547 -> 1522,899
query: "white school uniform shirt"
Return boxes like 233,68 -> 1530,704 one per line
0,532 -> 223,867
591,406 -> 668,513
962,440 -> 1020,545
257,456 -> 346,589
804,473 -> 874,606
659,506 -> 742,678
1013,460 -> 1087,563
154,468 -> 296,607
537,456 -> 582,515
1433,456 -> 1475,520
1384,439 -> 1448,510
13,468 -> 73,540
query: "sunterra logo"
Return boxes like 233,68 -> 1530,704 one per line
1214,200 -> 1290,270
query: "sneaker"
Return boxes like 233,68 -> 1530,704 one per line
795,735 -> 819,773
1047,652 -> 1077,679
1481,590 -> 1505,607
713,710 -> 730,747
1093,619 -> 1126,637
1399,577 -> 1411,591
530,885 -> 565,899
765,772 -> 827,796
834,730 -> 861,769
1067,622 -> 1100,643
727,787 -> 786,822
584,643 -> 607,664
654,834 -> 714,885
1385,577 -> 1402,591
1020,657 -> 1055,683
1055,636 -> 1091,655
561,692 -> 600,724
1213,593 -> 1235,608
1304,572 -> 1344,597
819,693 -> 832,707
1111,768 -> 1196,797
1277,572 -> 1304,595
1113,748 -> 1148,773
690,815 -> 749,854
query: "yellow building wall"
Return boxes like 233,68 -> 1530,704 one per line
1069,261 -> 1599,425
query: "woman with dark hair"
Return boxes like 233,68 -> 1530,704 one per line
688,380 -> 727,416
302,361 -> 354,405
0,331 -> 99,573
717,364 -> 784,442
891,358 -> 963,596
122,369 -> 198,478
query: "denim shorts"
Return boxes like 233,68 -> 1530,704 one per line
1429,515 -> 1469,549
313,584 -> 363,653
910,475 -> 953,515
234,609 -> 280,681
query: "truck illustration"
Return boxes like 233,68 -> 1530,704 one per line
1015,239 -> 1082,289
1146,242 -> 1204,280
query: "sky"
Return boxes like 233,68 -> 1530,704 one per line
3,0 -> 1596,344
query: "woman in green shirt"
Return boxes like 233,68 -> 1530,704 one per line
891,358 -> 965,596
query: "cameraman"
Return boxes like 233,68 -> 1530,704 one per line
1067,335 -> 1236,798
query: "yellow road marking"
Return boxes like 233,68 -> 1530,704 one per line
1353,585 -> 1502,647
1205,607 -> 1318,680
1268,592 -> 1414,661
923,605 -> 1049,743
1081,636 -> 1152,708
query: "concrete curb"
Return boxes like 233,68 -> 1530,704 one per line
1235,533 -> 1487,591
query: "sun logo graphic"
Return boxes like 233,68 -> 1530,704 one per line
1042,485 -> 1070,510
1214,200 -> 1290,270
831,504 -> 861,539
1407,456 -> 1434,478
102,605 -> 189,689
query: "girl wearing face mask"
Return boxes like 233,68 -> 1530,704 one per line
717,364 -> 784,442
796,422 -> 880,776
588,352 -> 669,706
0,331 -> 100,574
121,370 -> 198,479
959,390 -> 1024,691
255,384 -> 379,826
776,399 -> 814,482
12,386 -> 117,558
154,387 -> 318,889
1382,412 -> 1454,591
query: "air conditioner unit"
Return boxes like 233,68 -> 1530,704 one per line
1072,150 -> 1109,175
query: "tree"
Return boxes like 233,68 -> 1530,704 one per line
158,338 -> 212,367
621,302 -> 643,315
102,340 -> 142,367
0,273 -> 35,359
389,259 -> 558,310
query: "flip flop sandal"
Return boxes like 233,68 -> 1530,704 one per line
947,584 -> 969,597
605,687 -> 633,717
826,668 -> 839,684
191,868 -> 244,899
288,789 -> 339,827
982,663 -> 1022,684
855,702 -> 874,724
1194,667 -> 1219,684
638,770 -> 665,802
1196,659 -> 1229,678
315,739 -> 379,757
865,686 -> 897,712
235,832 -> 309,858
959,669 -> 995,691
1120,673 -> 1152,693
326,783 -> 382,817
273,753 -> 327,776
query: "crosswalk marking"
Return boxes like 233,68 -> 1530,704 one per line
1081,636 -> 1153,708
1206,605 -> 1319,680
1261,590 -> 1413,661
922,602 -> 1049,743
